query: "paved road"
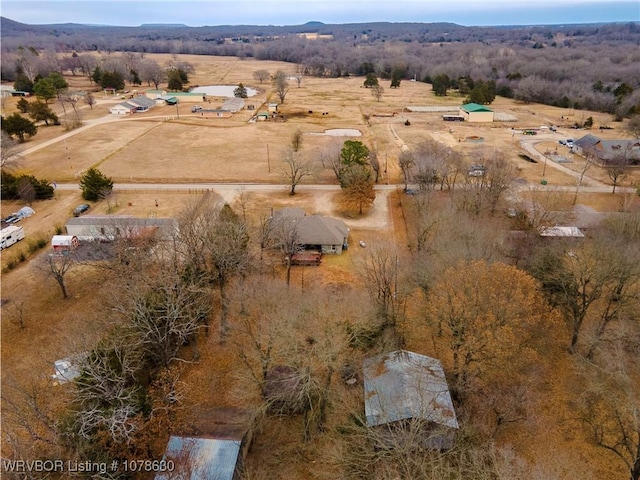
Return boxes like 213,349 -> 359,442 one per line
53,181 -> 633,195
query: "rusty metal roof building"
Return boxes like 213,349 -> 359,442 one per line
363,350 -> 459,429
156,436 -> 241,480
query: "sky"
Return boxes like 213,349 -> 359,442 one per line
1,0 -> 638,27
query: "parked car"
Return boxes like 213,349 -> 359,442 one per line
523,130 -> 537,135
73,204 -> 90,217
558,140 -> 566,145
566,139 -> 574,148
468,164 -> 486,177
549,126 -> 557,132
191,105 -> 203,112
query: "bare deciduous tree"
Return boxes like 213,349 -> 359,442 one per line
282,146 -> 314,195
1,131 -> 22,169
272,70 -> 289,104
356,240 -> 403,324
318,138 -> 344,182
43,252 -> 76,299
253,69 -> 270,84
576,326 -> 640,480
371,84 -> 384,102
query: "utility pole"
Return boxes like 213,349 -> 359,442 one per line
267,144 -> 271,173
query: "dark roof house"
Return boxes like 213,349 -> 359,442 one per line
574,134 -> 640,165
273,208 -> 349,254
363,350 -> 459,450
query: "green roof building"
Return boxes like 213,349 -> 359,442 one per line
460,103 -> 494,122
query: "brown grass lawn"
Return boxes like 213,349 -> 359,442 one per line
1,54 -> 637,478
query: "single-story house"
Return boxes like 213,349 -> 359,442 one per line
65,215 -> 177,241
459,103 -> 494,122
363,350 -> 459,450
272,208 -> 350,255
574,134 -> 640,165
110,102 -> 136,115
256,111 -> 270,121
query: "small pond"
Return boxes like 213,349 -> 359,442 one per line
191,85 -> 258,97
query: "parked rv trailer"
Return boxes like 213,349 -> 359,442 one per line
0,226 -> 25,250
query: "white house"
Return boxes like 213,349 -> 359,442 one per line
109,102 -> 135,115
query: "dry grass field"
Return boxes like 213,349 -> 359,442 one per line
1,54 -> 637,479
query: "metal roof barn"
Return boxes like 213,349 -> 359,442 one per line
363,350 -> 459,430
155,436 -> 241,480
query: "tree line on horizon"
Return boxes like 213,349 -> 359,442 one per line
1,19 -> 639,117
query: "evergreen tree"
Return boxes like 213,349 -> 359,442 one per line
364,72 -> 379,88
234,83 -> 248,98
29,101 -> 59,126
432,73 -> 450,96
79,167 -> 113,201
91,65 -> 102,85
13,73 -> 34,93
100,70 -> 125,91
16,97 -> 30,113
32,78 -> 57,103
1,113 -> 38,142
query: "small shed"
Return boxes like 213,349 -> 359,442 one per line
256,111 -> 269,121
268,103 -> 279,113
51,235 -> 80,252
459,103 -> 494,123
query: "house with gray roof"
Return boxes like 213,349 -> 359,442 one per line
574,134 -> 640,165
127,95 -> 157,111
363,350 -> 459,450
272,208 -> 349,254
66,215 -> 177,241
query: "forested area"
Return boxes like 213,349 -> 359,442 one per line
1,17 -> 639,116
2,161 -> 639,478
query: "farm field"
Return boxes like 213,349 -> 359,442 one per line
1,53 -> 638,480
